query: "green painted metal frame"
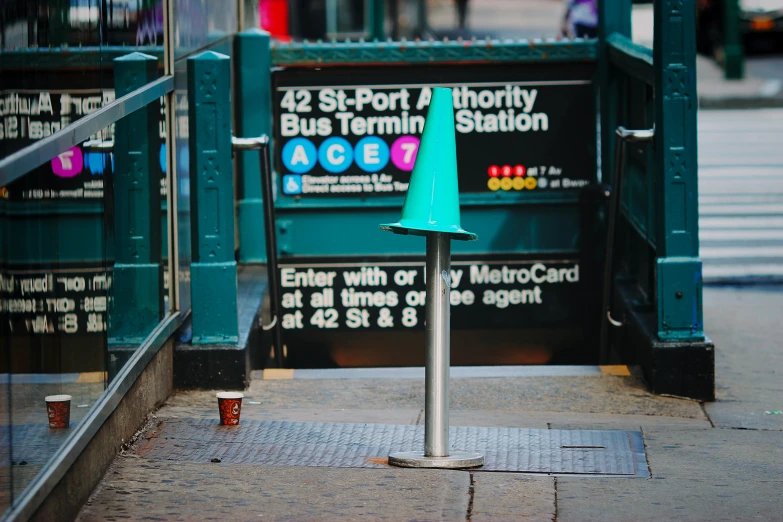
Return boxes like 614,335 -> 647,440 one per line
652,0 -> 703,341
0,46 -> 165,70
270,37 -> 597,67
225,36 -> 599,262
606,33 -> 653,85
109,53 -> 165,344
187,51 -> 239,344
723,0 -> 745,79
369,0 -> 386,40
231,6 -> 700,348
600,0 -> 704,343
260,37 -> 600,260
598,0 -> 631,189
234,29 -> 272,264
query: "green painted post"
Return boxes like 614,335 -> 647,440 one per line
235,29 -> 270,264
653,0 -> 704,341
598,0 -> 631,186
369,0 -> 385,40
188,51 -> 239,344
723,0 -> 745,79
110,52 -> 163,344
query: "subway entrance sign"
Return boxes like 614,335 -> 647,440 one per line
275,254 -> 597,367
273,63 -> 596,197
268,61 -> 601,367
278,257 -> 581,332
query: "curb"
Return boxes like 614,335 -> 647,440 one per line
699,88 -> 783,109
700,95 -> 783,109
704,277 -> 783,286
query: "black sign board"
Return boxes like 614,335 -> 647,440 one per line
1,72 -> 166,203
278,257 -> 581,333
2,267 -> 112,336
273,63 -> 596,198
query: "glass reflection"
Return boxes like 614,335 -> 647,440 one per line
174,0 -> 237,59
1,0 -> 164,49
2,117 -> 113,503
1,0 -> 170,508
0,346 -> 9,511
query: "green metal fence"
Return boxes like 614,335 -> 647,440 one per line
0,56 -> 174,344
599,1 -> 712,399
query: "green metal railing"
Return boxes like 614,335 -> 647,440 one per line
0,55 -> 174,345
599,3 -> 704,345
0,75 -> 171,186
271,37 -> 598,66
0,51 -> 178,521
232,34 -> 598,264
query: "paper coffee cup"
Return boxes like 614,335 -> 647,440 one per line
216,392 -> 244,425
45,395 -> 72,429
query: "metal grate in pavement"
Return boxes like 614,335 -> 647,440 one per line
137,419 -> 649,477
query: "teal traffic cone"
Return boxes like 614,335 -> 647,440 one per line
380,87 -> 477,241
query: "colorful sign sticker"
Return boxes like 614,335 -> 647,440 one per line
51,147 -> 84,178
390,136 -> 420,171
273,64 -> 596,197
318,137 -> 353,173
2,86 -> 166,202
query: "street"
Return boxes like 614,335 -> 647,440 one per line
699,109 -> 783,282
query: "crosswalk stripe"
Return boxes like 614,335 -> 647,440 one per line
700,183 -> 783,195
700,229 -> 783,240
699,216 -> 783,228
700,158 -> 783,167
700,246 -> 783,259
701,195 -> 783,205
700,109 -> 783,120
700,204 -> 783,216
703,264 -> 783,279
698,167 -> 783,177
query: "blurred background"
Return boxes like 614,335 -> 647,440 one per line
1,0 -> 782,515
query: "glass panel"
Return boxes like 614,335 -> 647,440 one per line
1,119 -> 112,502
0,346 -> 9,511
0,1 -> 171,515
1,0 -> 165,49
0,95 -> 171,508
173,60 -> 191,313
174,0 -> 238,59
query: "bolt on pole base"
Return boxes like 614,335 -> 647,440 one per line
389,451 -> 484,469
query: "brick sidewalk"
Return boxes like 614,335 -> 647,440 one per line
76,284 -> 783,521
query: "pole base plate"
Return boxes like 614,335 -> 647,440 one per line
388,451 -> 484,469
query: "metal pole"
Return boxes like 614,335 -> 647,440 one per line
425,232 -> 450,457
232,136 -> 285,368
369,0 -> 385,40
388,232 -> 483,469
723,0 -> 745,80
261,140 -> 285,369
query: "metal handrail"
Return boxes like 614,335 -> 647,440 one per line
231,135 -> 285,368
599,125 -> 655,362
0,75 -> 173,187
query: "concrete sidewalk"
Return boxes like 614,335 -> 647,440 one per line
75,286 -> 783,521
